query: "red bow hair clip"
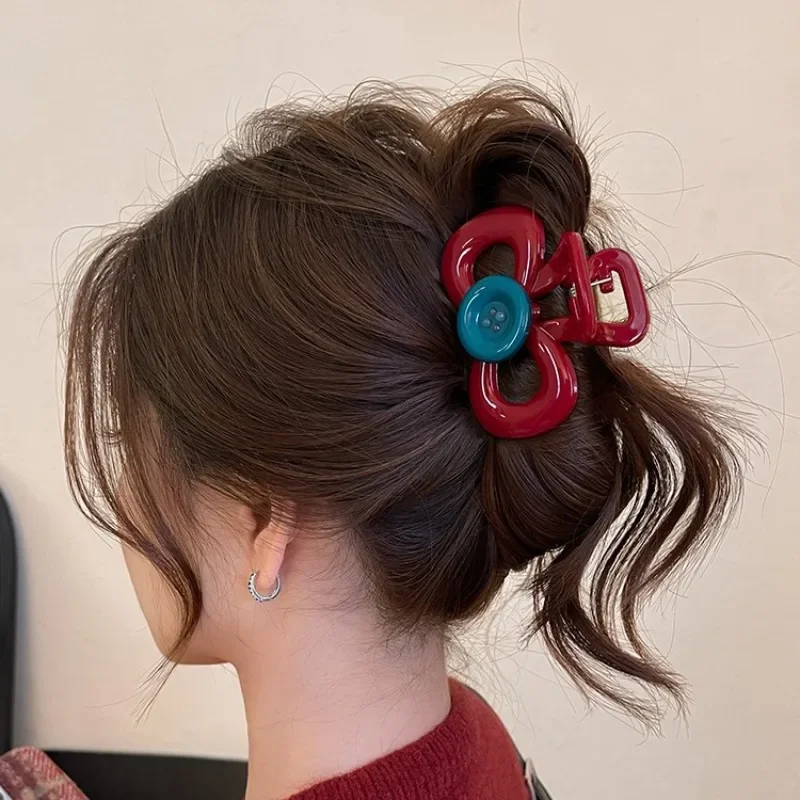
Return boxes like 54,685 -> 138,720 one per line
441,206 -> 650,438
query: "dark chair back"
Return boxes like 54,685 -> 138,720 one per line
0,491 -> 16,754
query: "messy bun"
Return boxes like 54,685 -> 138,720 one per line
65,81 -> 742,724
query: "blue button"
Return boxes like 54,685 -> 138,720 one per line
456,276 -> 531,362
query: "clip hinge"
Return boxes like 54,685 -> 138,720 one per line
567,275 -> 614,297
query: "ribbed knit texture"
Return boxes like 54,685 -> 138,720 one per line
290,680 -> 529,799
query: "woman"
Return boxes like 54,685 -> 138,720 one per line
64,82 -> 741,799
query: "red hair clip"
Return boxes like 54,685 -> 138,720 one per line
441,206 -> 650,438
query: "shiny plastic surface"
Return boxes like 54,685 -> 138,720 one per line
441,206 -> 546,305
441,207 -> 650,438
456,275 -> 531,362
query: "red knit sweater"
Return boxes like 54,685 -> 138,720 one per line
290,680 -> 530,799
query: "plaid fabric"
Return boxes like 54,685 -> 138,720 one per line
0,747 -> 87,800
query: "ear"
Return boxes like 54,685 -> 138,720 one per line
248,503 -> 294,598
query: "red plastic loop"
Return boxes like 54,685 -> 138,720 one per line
441,207 -> 650,439
536,245 -> 649,347
531,232 -> 599,344
469,327 -> 579,438
440,206 -> 546,306
585,248 -> 650,347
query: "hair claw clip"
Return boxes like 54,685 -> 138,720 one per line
441,206 -> 650,438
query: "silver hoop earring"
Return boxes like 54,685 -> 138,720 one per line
248,571 -> 281,603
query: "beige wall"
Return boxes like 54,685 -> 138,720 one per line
1,1 -> 798,797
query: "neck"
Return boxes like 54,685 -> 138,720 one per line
235,613 -> 450,800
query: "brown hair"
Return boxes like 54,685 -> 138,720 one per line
64,82 -> 742,725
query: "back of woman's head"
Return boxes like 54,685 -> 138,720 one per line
65,81 -> 742,725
